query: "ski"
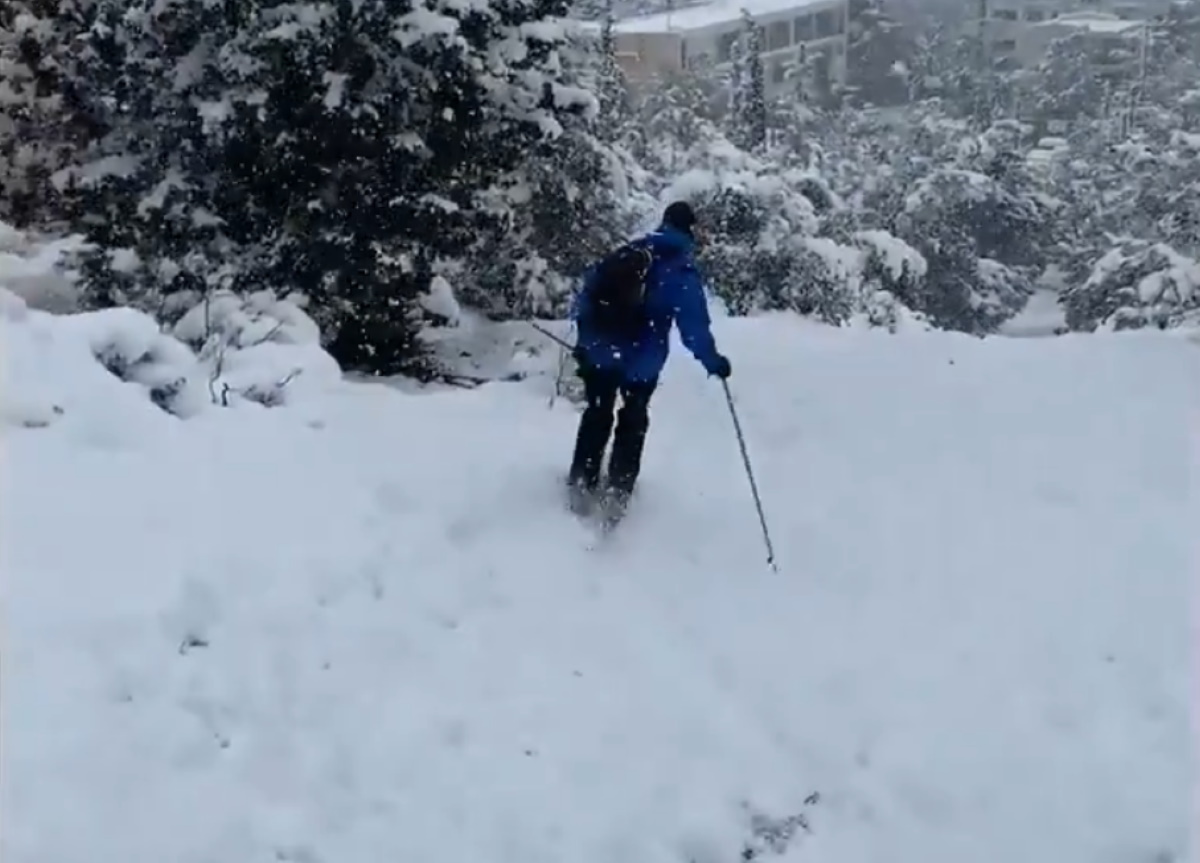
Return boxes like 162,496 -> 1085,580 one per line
565,481 -> 598,520
563,480 -> 630,548
596,494 -> 629,534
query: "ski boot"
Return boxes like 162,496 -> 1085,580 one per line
566,478 -> 598,517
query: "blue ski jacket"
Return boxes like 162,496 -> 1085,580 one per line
570,224 -> 723,383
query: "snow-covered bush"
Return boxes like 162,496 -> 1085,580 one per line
1039,117 -> 1200,332
890,167 -> 1040,331
850,230 -> 932,330
903,165 -> 1049,272
0,288 -> 67,428
64,307 -> 210,418
1062,242 -> 1200,331
0,219 -> 86,312
660,151 -> 836,318
0,286 -> 209,424
0,284 -> 340,428
173,290 -> 341,409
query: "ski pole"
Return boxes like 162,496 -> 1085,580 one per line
721,379 -> 777,572
529,320 -> 577,410
548,343 -> 566,410
528,320 -> 573,351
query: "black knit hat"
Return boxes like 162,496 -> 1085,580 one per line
662,201 -> 697,234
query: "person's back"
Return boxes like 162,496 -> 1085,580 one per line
572,207 -> 725,383
565,202 -> 731,522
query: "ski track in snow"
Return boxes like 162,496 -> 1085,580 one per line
1,317 -> 1195,863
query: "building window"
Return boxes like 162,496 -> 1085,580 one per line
680,38 -> 688,67
1025,8 -> 1045,20
717,30 -> 739,62
815,9 -> 839,36
992,8 -> 1017,20
793,14 -> 814,41
767,20 -> 791,51
771,59 -> 787,83
994,38 -> 1016,51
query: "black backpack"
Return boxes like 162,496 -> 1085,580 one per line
588,241 -> 656,337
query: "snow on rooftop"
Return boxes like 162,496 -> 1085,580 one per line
613,0 -> 843,35
1032,12 -> 1144,32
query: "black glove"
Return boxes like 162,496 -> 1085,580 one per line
708,354 -> 731,379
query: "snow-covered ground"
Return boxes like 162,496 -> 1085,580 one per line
1,295 -> 1195,863
998,287 -> 1067,337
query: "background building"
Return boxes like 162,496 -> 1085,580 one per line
1014,12 -> 1145,66
963,0 -> 1166,66
607,0 -> 851,95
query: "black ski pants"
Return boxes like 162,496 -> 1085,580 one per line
568,367 -> 657,496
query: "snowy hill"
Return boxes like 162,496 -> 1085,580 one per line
1,295 -> 1195,863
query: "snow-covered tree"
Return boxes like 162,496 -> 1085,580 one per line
48,0 -> 599,375
845,0 -> 915,107
1062,241 -> 1200,330
634,67 -> 725,171
459,113 -> 636,320
1029,32 -> 1117,125
595,10 -> 626,129
907,23 -> 983,114
0,0 -> 95,226
731,10 -> 766,152
55,0 -> 257,315
9,0 -> 1198,372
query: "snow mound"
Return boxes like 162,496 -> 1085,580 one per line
2,316 -> 1193,863
173,289 -> 341,408
0,287 -> 341,436
0,220 -> 88,313
1,289 -> 196,438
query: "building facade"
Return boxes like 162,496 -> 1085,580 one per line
963,0 -> 1165,66
1013,12 -> 1145,66
608,0 -> 851,96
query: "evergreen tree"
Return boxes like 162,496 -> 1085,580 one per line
44,0 -> 597,375
1142,0 -> 1200,120
0,0 -> 96,227
845,0 -> 915,107
595,2 -> 631,136
733,10 -> 766,152
458,22 -> 633,320
1029,33 -> 1111,125
56,0 -> 258,312
638,68 -> 722,166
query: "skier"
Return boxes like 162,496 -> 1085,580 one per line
566,201 -> 732,521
